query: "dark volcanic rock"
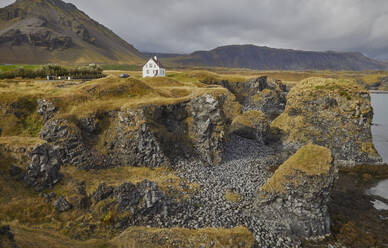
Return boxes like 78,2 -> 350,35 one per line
114,182 -> 141,211
205,76 -> 287,120
272,77 -> 383,166
253,144 -> 337,246
0,225 -> 17,248
24,143 -> 63,192
37,99 -> 57,122
53,196 -> 72,212
229,110 -> 270,142
40,118 -> 99,169
92,183 -> 114,203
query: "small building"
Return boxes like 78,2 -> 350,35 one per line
47,75 -> 54,80
142,56 -> 165,78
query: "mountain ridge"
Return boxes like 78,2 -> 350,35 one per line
0,0 -> 145,64
165,44 -> 388,71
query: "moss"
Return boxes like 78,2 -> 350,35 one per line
231,110 -> 266,128
260,144 -> 332,194
112,226 -> 256,248
225,190 -> 242,203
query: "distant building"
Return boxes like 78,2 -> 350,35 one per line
142,56 -> 165,78
47,76 -> 54,80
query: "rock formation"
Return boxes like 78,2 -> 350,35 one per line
0,225 -> 18,248
229,110 -> 270,143
254,144 -> 337,245
204,76 -> 288,120
40,118 -> 98,169
24,143 -> 63,192
53,196 -> 72,212
272,77 -> 382,166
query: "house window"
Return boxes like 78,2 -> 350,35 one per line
146,70 -> 149,74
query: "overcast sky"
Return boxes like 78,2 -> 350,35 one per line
2,0 -> 388,60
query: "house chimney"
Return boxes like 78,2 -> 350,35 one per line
154,56 -> 158,61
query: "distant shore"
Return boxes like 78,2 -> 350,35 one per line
370,90 -> 388,94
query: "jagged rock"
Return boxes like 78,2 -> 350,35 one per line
114,182 -> 141,211
229,110 -> 270,142
105,107 -> 169,167
40,118 -> 99,169
208,76 -> 287,120
24,143 -> 62,192
272,77 -> 383,166
254,144 -> 337,245
0,225 -> 17,248
77,116 -> 98,134
92,183 -> 114,203
37,99 -> 57,122
188,94 -> 228,165
53,196 -> 72,212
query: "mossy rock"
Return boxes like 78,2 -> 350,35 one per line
260,143 -> 332,194
230,110 -> 269,141
271,77 -> 381,165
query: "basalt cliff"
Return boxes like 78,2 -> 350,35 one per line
0,72 -> 385,248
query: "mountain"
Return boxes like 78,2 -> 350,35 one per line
166,45 -> 388,71
0,0 -> 144,64
142,52 -> 187,59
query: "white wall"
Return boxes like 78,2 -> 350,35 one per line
142,59 -> 165,78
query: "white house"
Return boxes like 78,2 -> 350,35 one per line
142,56 -> 166,78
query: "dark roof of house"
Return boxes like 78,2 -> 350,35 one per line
143,57 -> 165,68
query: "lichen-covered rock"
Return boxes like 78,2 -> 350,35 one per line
272,77 -> 382,166
254,144 -> 337,245
40,118 -> 99,169
105,107 -> 170,167
187,94 -> 228,165
92,183 -> 114,203
24,143 -> 63,192
53,196 -> 72,212
229,110 -> 270,142
213,76 -> 287,120
0,225 -> 17,248
37,99 -> 57,122
103,92 -> 238,167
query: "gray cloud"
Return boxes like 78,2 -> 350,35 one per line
1,0 -> 388,59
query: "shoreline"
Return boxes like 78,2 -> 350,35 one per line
370,90 -> 388,94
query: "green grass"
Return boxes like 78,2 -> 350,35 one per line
101,64 -> 141,71
0,64 -> 42,72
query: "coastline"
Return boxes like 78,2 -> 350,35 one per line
370,90 -> 388,94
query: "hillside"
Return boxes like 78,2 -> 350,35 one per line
166,45 -> 388,71
0,0 -> 144,64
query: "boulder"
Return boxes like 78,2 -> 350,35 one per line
92,183 -> 114,203
24,143 -> 63,192
114,182 -> 141,211
214,76 -> 287,120
188,94 -> 229,165
37,99 -> 57,122
254,144 -> 337,244
272,77 -> 382,166
53,196 -> 72,212
0,225 -> 17,248
40,118 -> 99,169
229,110 -> 270,142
